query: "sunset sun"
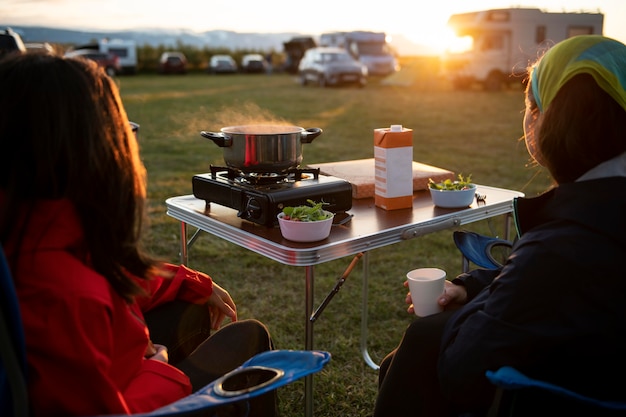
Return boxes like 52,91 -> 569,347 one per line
402,24 -> 472,54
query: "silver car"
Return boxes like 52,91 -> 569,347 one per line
298,47 -> 367,87
208,54 -> 237,74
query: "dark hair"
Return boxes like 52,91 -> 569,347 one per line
530,73 -> 626,183
0,53 -> 163,301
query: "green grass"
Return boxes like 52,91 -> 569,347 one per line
117,63 -> 553,417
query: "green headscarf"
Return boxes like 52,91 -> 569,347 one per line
531,35 -> 626,113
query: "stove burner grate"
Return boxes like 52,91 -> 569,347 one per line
209,165 -> 320,185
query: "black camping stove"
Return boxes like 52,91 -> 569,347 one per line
192,166 -> 353,226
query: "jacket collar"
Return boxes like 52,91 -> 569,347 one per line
514,177 -> 626,245
577,151 -> 626,182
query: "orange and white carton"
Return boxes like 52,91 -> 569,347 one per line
374,125 -> 413,210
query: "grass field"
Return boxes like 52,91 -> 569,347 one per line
115,60 -> 554,416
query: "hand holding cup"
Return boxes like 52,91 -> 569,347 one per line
407,268 -> 446,317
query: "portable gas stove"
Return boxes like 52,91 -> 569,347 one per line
192,166 -> 353,226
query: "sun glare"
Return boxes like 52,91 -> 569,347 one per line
446,34 -> 473,54
404,26 -> 473,55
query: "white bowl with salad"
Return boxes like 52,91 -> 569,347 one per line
277,200 -> 334,242
428,175 -> 476,208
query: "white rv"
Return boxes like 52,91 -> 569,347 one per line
73,38 -> 138,74
98,39 -> 137,74
320,31 -> 399,76
442,8 -> 603,90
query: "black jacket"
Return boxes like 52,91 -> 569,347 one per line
439,177 -> 626,414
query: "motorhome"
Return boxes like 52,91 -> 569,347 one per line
442,8 -> 603,90
73,38 -> 137,74
283,36 -> 316,74
320,31 -> 399,76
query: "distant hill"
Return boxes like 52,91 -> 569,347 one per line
2,25 -> 437,56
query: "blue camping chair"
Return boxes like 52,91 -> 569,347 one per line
0,245 -> 330,417
0,246 -> 28,417
486,366 -> 626,416
453,230 -> 513,272
453,231 -> 626,416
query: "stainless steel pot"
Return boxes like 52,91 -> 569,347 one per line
200,125 -> 322,173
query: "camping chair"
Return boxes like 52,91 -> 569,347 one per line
0,245 -> 330,417
452,231 -> 626,416
486,366 -> 626,416
453,230 -> 513,272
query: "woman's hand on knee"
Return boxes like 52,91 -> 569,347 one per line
208,282 -> 238,329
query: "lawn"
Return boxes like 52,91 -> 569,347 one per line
116,61 -> 553,417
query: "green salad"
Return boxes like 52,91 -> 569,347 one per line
281,199 -> 333,222
428,174 -> 474,191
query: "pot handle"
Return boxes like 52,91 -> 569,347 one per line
300,128 -> 323,144
200,131 -> 232,147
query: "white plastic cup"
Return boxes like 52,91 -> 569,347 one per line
407,268 -> 446,317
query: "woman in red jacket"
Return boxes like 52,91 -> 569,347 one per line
0,53 -> 275,416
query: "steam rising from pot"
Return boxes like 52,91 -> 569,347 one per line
208,102 -> 291,130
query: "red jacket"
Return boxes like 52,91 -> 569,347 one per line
4,197 -> 215,416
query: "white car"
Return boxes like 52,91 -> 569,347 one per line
208,54 -> 237,74
298,47 -> 367,87
241,54 -> 267,73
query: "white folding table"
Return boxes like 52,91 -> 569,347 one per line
165,183 -> 523,417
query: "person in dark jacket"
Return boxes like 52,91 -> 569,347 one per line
374,35 -> 626,417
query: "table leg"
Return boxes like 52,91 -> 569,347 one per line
179,221 -> 188,265
304,265 -> 314,417
177,219 -> 319,414
359,252 -> 379,370
504,213 -> 513,240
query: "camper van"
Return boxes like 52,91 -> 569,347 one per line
283,36 -> 316,74
100,39 -> 137,74
442,8 -> 603,90
320,31 -> 399,76
72,38 -> 137,75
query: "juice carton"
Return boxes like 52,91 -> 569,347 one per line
374,125 -> 413,210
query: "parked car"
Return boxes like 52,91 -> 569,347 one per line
0,28 -> 26,58
159,51 -> 187,74
298,47 -> 367,87
25,42 -> 54,54
240,54 -> 266,73
64,49 -> 121,77
208,54 -> 237,74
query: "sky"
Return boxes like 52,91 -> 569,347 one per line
2,0 -> 625,52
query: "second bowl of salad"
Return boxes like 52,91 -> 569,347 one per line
428,175 -> 476,208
